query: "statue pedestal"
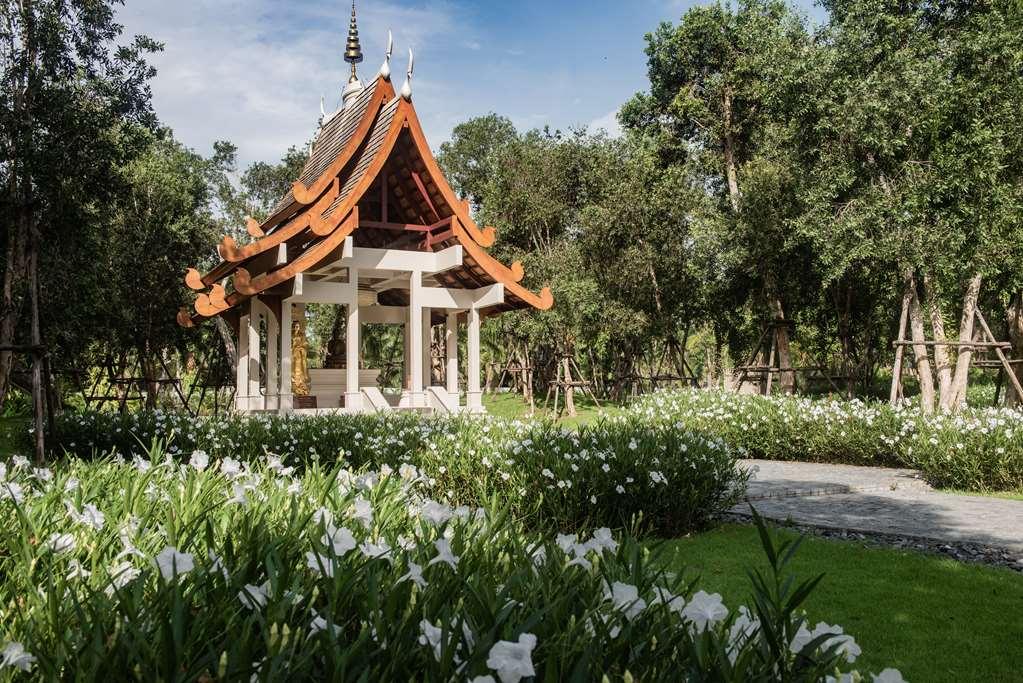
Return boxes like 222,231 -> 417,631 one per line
294,395 -> 317,409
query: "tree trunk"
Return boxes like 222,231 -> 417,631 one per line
889,279 -> 912,404
562,356 -> 576,417
1006,292 -> 1023,408
721,86 -> 741,212
906,271 -> 936,414
923,273 -> 953,407
28,224 -> 45,463
0,210 -> 28,413
768,295 -> 794,394
947,273 -> 983,410
215,317 -> 238,375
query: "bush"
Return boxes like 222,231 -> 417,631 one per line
630,390 -> 1023,492
47,410 -> 747,536
0,452 -> 901,681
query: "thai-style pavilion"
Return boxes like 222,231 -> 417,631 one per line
178,4 -> 553,415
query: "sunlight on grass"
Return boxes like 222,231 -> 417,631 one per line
662,524 -> 1023,682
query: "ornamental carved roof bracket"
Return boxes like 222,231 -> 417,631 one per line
179,90 -> 553,328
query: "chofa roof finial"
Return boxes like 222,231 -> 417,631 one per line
379,30 -> 393,81
342,0 -> 365,107
400,47 -> 414,101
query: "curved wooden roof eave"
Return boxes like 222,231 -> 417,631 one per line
194,78 -> 395,287
401,101 -> 499,249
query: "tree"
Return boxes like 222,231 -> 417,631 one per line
0,0 -> 157,457
437,114 -> 517,210
621,0 -> 818,393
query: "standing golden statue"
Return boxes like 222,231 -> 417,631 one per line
291,318 -> 311,396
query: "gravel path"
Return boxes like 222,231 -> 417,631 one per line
731,459 -> 1023,570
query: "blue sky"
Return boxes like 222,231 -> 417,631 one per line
118,0 -> 824,169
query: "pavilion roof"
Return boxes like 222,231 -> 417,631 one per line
180,72 -> 552,329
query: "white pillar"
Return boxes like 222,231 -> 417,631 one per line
280,301 -> 293,412
408,271 -> 424,407
266,304 -> 279,410
467,306 -> 482,412
445,312 -> 459,399
247,300 -> 262,409
236,314 -> 250,411
345,268 -> 363,412
422,307 -> 432,388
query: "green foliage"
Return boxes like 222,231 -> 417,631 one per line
631,390 -> 1023,491
0,452 -> 891,680
48,410 -> 746,537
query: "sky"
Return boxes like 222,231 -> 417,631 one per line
117,0 -> 825,169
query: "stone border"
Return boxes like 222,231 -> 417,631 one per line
722,511 -> 1023,573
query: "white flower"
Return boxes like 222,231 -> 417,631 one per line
67,559 -> 91,580
470,677 -> 497,683
0,481 -> 24,503
351,496 -> 373,529
586,527 -> 618,554
812,622 -> 862,663
219,456 -> 243,477
306,551 -> 336,578
555,533 -> 577,553
46,532 -> 75,554
66,502 -> 105,530
428,539 -> 459,569
398,560 -> 428,588
154,546 -> 194,580
682,590 -> 728,631
310,611 -> 342,636
615,484 -> 625,494
189,450 -> 209,471
603,581 -> 647,620
238,581 -> 271,609
105,561 -> 142,596
359,539 -> 392,562
649,470 -> 666,485
874,669 -> 907,683
486,633 -> 537,683
323,525 -> 357,555
418,619 -> 444,661
419,499 -> 453,525
0,641 -> 36,672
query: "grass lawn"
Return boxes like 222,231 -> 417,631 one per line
947,489 -> 1023,502
482,390 -> 624,427
662,523 -> 1023,682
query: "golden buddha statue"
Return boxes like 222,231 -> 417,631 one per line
291,319 -> 311,396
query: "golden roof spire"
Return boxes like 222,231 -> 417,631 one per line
344,0 -> 364,84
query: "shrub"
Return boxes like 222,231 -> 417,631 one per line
630,390 -> 1023,492
47,411 -> 747,536
0,452 -> 901,681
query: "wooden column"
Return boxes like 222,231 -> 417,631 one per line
280,301 -> 293,412
467,306 -> 482,412
345,268 -> 363,412
446,312 -> 459,399
236,313 -> 250,411
408,271 -> 424,407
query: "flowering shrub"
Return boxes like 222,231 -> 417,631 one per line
630,390 -> 1023,492
0,451 -> 903,681
47,411 -> 746,536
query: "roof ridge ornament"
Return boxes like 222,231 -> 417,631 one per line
400,47 -> 414,101
378,30 -> 393,81
342,0 -> 365,107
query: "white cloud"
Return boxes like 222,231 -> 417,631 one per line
587,108 -> 623,138
117,0 -> 464,166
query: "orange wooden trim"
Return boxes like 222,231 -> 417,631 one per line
184,268 -> 205,291
450,216 -> 553,310
291,79 -> 395,206
209,284 -> 228,308
246,217 -> 265,238
235,209 -> 358,296
402,102 -> 497,248
195,291 -> 229,317
177,308 -> 195,328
